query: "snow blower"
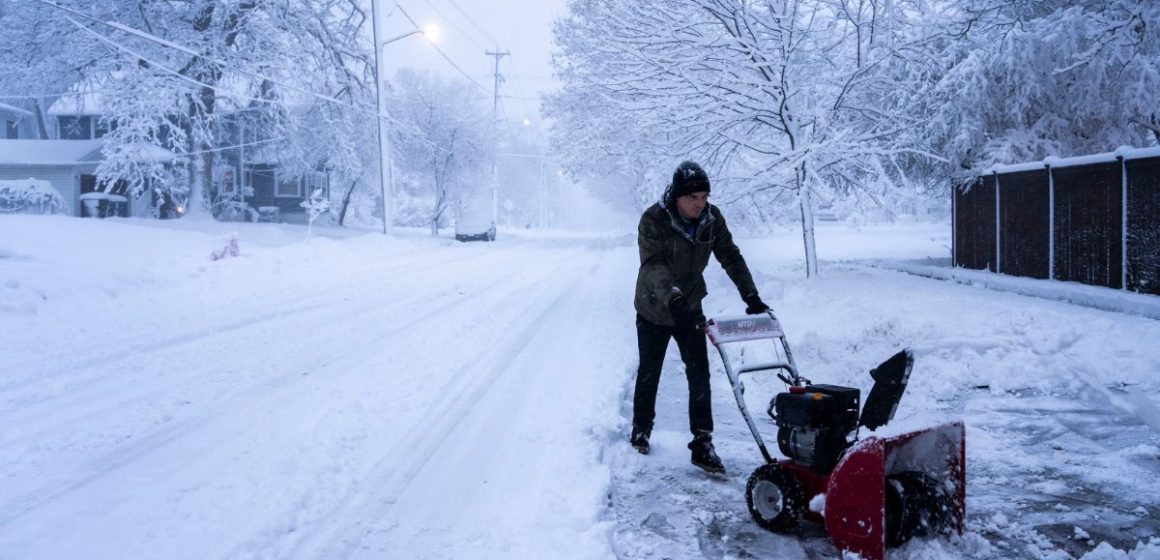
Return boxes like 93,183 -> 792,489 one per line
705,312 -> 965,560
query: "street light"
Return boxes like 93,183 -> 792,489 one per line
370,0 -> 437,234
421,24 -> 441,44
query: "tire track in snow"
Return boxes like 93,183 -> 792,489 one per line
0,245 -> 517,395
0,244 -> 533,447
0,246 -> 584,531
347,248 -> 635,559
280,254 -> 604,560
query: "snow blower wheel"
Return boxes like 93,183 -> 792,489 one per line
745,463 -> 805,532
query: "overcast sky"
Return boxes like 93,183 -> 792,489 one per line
381,0 -> 568,128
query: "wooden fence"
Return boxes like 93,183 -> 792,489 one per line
953,147 -> 1160,295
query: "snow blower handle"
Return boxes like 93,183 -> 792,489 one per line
705,310 -> 805,463
705,311 -> 803,385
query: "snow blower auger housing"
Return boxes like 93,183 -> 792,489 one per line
705,312 -> 965,560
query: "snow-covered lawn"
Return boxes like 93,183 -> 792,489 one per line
1,215 -> 1157,559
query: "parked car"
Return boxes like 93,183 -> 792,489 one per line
455,196 -> 496,242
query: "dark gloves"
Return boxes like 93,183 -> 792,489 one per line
668,294 -> 701,329
743,293 -> 770,315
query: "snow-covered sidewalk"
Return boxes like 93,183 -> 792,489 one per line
609,225 -> 1160,560
863,258 -> 1160,320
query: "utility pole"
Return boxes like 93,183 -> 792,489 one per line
538,146 -> 546,228
485,47 -> 509,228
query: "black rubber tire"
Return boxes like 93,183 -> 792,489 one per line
746,463 -> 806,533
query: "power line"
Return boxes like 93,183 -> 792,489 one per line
418,0 -> 545,120
64,16 -> 282,109
0,90 -> 120,100
505,73 -> 556,81
440,0 -> 500,46
505,73 -> 538,118
394,2 -> 490,94
167,136 -> 287,158
418,0 -> 487,50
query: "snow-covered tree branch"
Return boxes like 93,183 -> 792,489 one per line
549,0 -> 947,276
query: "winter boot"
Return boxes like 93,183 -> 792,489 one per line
690,438 -> 725,474
630,428 -> 651,455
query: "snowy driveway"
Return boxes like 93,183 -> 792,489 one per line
1,217 -> 1158,560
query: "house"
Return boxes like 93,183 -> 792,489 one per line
1,140 -> 121,216
0,82 -> 329,222
0,139 -> 175,217
211,110 -> 330,224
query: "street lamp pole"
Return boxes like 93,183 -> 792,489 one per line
486,48 -> 509,232
370,0 -> 432,235
370,0 -> 391,235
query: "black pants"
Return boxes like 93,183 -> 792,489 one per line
631,314 -> 713,441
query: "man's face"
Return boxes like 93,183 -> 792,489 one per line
676,192 -> 708,220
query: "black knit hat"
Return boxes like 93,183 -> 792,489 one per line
669,161 -> 711,199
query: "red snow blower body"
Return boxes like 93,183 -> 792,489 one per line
705,312 -> 965,560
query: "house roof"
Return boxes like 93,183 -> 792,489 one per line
0,139 -> 177,165
47,91 -> 108,116
0,101 -> 32,116
0,140 -> 104,165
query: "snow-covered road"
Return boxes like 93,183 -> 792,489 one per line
1,216 -> 1158,560
1,219 -> 637,559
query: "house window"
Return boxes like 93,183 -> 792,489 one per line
244,166 -> 276,196
302,171 -> 327,197
93,118 -> 115,139
275,173 -> 302,198
58,116 -> 92,139
4,120 -> 16,139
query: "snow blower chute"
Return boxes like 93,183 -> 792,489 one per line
705,312 -> 965,560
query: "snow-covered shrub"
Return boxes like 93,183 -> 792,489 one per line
300,188 -> 331,240
0,179 -> 66,215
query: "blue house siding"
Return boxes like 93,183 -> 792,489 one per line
232,164 -> 328,223
212,114 -> 329,222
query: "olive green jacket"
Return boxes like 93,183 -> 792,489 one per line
634,202 -> 758,326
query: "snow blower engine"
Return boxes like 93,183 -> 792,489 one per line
706,312 -> 965,560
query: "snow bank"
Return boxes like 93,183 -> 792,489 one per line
869,259 -> 1160,320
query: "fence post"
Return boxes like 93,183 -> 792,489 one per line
994,170 -> 1001,274
951,178 -> 957,268
1121,154 -> 1128,290
1047,160 -> 1055,281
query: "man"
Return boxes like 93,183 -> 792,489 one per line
631,161 -> 770,474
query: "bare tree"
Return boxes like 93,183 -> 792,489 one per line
388,69 -> 491,236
